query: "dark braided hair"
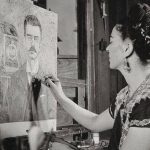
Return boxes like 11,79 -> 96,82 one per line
116,3 -> 150,64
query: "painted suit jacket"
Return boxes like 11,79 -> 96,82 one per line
6,64 -> 56,122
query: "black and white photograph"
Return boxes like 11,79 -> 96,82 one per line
0,0 -> 150,150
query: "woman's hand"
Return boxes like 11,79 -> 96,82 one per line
43,75 -> 66,102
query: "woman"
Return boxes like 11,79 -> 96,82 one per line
37,2 -> 150,150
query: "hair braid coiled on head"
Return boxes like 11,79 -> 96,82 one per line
127,3 -> 150,63
116,3 -> 150,64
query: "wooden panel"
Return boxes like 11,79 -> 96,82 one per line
57,58 -> 78,79
57,87 -> 75,127
57,103 -> 73,127
97,51 -> 110,113
57,87 -> 85,127
57,87 -> 76,127
94,0 -> 110,114
77,87 -> 85,108
63,88 -> 76,98
60,78 -> 86,88
57,78 -> 86,127
60,78 -> 86,108
86,0 -> 95,112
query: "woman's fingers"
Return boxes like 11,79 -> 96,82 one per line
49,74 -> 59,81
39,74 -> 66,100
43,75 -> 60,87
46,77 -> 56,88
44,74 -> 59,81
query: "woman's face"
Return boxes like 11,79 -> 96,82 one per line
106,26 -> 125,69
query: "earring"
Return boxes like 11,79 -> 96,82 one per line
123,58 -> 131,72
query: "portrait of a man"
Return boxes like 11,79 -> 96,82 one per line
6,15 -> 56,123
0,0 -> 57,139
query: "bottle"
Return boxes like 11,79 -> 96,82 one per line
92,132 -> 99,145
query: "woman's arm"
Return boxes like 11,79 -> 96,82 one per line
60,96 -> 114,132
44,76 -> 114,132
121,127 -> 150,150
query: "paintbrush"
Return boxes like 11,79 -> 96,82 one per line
32,75 -> 59,88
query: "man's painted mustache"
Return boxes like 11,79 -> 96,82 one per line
29,46 -> 36,53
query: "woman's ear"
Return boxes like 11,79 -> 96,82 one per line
122,38 -> 134,58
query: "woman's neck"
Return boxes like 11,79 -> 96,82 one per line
120,64 -> 150,96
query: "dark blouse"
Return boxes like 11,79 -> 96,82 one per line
108,75 -> 150,150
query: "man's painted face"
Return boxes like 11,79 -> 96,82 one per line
25,24 -> 41,60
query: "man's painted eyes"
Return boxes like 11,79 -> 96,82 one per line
26,35 -> 39,41
27,35 -> 32,40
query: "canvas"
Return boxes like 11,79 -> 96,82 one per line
0,0 -> 57,139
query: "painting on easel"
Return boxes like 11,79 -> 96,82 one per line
0,0 -> 57,139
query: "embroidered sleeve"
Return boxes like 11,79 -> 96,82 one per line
130,97 -> 150,127
109,100 -> 116,119
109,86 -> 128,119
